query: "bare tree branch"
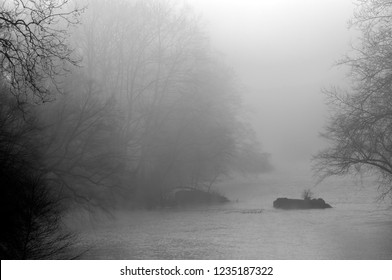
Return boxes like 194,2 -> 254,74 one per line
0,0 -> 84,103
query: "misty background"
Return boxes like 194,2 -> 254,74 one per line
190,0 -> 355,175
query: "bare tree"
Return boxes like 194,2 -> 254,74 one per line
0,0 -> 83,103
314,0 -> 392,200
0,86 -> 74,259
37,73 -> 124,210
63,0 -> 270,208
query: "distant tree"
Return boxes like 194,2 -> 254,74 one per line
0,0 -> 83,103
228,128 -> 273,176
313,0 -> 392,200
63,0 -> 272,208
37,73 -> 124,209
74,0 -> 237,205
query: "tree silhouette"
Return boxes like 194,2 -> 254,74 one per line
0,87 -> 74,259
314,0 -> 392,200
0,0 -> 83,103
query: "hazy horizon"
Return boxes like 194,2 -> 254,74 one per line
187,0 -> 357,176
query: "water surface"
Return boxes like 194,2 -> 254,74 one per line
74,176 -> 392,259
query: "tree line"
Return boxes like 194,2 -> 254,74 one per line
0,0 -> 271,259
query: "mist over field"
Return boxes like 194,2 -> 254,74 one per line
1,0 -> 392,260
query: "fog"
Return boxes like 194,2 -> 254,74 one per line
188,0 -> 355,174
3,0 -> 392,260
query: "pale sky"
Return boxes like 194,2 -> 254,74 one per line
187,0 -> 357,175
